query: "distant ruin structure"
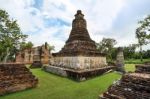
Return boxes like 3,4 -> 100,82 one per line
16,42 -> 52,65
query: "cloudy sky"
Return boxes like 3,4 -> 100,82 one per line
0,0 -> 150,52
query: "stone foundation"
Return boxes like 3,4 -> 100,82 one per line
50,56 -> 107,70
66,66 -> 115,81
47,56 -> 111,81
0,63 -> 38,95
43,65 -> 67,77
43,65 -> 115,81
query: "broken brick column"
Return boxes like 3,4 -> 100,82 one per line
116,47 -> 125,73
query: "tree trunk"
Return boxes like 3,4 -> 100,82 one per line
140,45 -> 143,62
0,55 -> 2,62
3,47 -> 10,63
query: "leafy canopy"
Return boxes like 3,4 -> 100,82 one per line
0,9 -> 27,62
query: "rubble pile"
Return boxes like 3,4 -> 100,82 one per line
100,63 -> 150,99
0,63 -> 38,95
135,64 -> 150,74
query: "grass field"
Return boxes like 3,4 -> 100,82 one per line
125,58 -> 150,64
0,64 -> 135,99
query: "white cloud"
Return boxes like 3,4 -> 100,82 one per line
0,0 -> 45,33
0,0 -> 149,52
40,0 -> 126,51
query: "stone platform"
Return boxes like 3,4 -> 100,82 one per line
0,63 -> 38,95
43,65 -> 115,81
43,65 -> 68,77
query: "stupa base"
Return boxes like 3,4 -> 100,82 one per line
43,65 -> 115,81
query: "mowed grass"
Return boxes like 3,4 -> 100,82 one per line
0,64 -> 134,99
125,64 -> 135,72
125,58 -> 150,64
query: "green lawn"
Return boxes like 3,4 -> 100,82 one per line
125,64 -> 135,72
0,64 -> 134,99
125,58 -> 150,64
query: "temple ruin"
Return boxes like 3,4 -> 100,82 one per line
16,42 -> 51,65
44,10 -> 114,81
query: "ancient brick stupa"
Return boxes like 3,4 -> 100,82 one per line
44,10 -> 114,81
55,10 -> 100,57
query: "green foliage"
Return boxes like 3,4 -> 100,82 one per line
143,50 -> 150,58
135,15 -> 150,61
125,64 -> 135,72
123,44 -> 138,59
125,58 -> 150,64
138,15 -> 150,41
20,41 -> 33,51
97,38 -> 117,61
44,42 -> 55,52
123,46 -> 150,59
111,48 -> 117,60
0,9 -> 27,62
49,45 -> 55,52
42,42 -> 55,54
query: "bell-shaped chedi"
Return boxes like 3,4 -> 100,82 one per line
54,10 -> 103,56
67,10 -> 92,42
45,10 -> 114,81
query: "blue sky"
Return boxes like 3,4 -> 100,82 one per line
0,0 -> 150,52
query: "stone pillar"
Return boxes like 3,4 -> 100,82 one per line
116,47 -> 125,73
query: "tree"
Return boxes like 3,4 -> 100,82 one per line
0,9 -> 27,62
143,50 -> 150,59
49,45 -> 55,52
20,41 -> 33,51
20,41 -> 33,61
123,44 -> 138,59
44,42 -> 55,52
97,38 -> 117,61
135,15 -> 150,61
111,48 -> 117,60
